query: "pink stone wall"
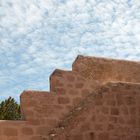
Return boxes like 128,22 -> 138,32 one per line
0,68 -> 96,140
51,82 -> 140,140
0,56 -> 140,140
73,55 -> 140,84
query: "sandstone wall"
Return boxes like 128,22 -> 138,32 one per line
73,55 -> 140,84
50,82 -> 140,140
0,69 -> 95,140
0,56 -> 140,140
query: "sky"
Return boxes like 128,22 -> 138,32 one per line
0,0 -> 140,101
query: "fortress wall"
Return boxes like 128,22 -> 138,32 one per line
0,56 -> 140,140
73,55 -> 140,84
50,69 -> 99,107
52,82 -> 140,140
0,69 -> 96,140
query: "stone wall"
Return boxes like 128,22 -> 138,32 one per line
50,82 -> 140,140
0,67 -> 95,140
73,55 -> 140,84
0,56 -> 140,140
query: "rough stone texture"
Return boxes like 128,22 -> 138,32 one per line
72,55 -> 140,84
0,55 -> 140,140
49,82 -> 140,140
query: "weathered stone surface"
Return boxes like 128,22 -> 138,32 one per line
0,56 -> 140,140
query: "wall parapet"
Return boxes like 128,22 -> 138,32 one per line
72,55 -> 140,84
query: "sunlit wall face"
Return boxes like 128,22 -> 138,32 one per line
0,0 -> 140,101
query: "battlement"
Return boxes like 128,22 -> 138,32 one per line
0,56 -> 140,140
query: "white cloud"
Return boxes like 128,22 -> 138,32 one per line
0,0 -> 140,100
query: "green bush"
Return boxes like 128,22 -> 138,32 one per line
0,97 -> 21,120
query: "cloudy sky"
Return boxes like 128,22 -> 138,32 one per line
0,0 -> 140,101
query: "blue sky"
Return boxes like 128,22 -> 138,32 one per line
0,0 -> 140,101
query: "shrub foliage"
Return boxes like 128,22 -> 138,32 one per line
0,97 -> 21,120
